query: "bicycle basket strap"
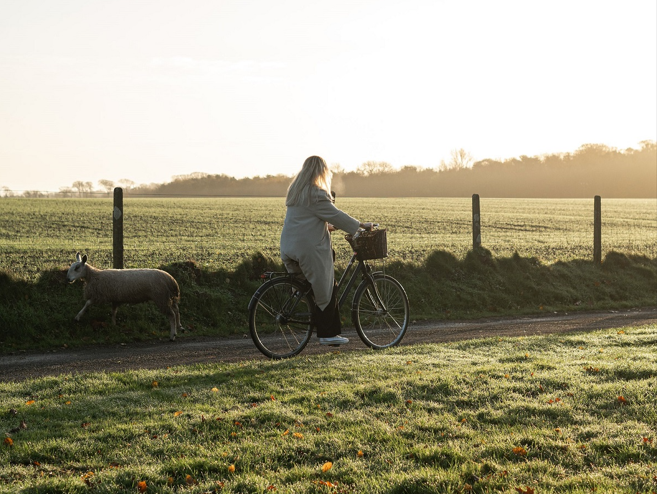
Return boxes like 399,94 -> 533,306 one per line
345,229 -> 387,260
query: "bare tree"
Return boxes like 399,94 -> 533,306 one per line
356,161 -> 394,176
330,163 -> 345,175
72,181 -> 85,198
1,186 -> 14,198
58,187 -> 74,198
98,179 -> 115,195
439,149 -> 474,171
23,190 -> 45,198
117,179 -> 135,194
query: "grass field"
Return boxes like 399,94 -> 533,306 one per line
1,199 -> 655,491
0,197 -> 655,281
1,197 -> 656,352
1,325 -> 656,493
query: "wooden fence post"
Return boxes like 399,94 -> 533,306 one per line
472,194 -> 481,249
594,195 -> 601,265
113,187 -> 124,269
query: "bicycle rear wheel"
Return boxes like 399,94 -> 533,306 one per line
248,277 -> 314,359
352,273 -> 409,349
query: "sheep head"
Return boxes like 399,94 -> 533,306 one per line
67,252 -> 88,284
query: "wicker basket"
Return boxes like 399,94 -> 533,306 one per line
345,229 -> 388,260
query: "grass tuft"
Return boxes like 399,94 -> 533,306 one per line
1,249 -> 656,352
1,326 -> 655,492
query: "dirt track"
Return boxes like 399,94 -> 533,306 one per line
2,308 -> 656,382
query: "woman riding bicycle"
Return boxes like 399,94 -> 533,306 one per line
280,156 -> 372,346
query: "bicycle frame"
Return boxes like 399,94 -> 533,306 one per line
336,253 -> 373,309
258,252 -> 387,320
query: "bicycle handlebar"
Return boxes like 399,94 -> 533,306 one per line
361,223 -> 379,232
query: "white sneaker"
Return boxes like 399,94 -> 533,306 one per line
319,336 -> 349,346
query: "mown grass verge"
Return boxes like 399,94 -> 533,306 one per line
0,249 -> 656,353
1,325 -> 656,493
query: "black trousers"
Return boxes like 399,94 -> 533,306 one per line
313,281 -> 341,338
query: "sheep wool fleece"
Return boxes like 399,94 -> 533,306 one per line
280,187 -> 360,310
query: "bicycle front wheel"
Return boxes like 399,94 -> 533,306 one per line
248,277 -> 314,359
352,274 -> 409,349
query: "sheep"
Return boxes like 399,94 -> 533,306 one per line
66,252 -> 183,341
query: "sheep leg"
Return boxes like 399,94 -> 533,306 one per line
168,308 -> 177,341
74,300 -> 93,321
111,303 -> 119,325
173,302 -> 183,330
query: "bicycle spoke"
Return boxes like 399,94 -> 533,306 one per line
353,274 -> 409,349
249,278 -> 313,359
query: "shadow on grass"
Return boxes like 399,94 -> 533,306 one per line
1,250 -> 655,353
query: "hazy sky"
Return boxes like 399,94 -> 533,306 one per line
1,0 -> 655,192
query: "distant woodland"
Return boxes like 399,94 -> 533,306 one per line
142,142 -> 656,198
5,141 -> 656,198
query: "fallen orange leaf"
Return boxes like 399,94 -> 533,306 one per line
515,487 -> 535,494
293,432 -> 304,439
512,446 -> 527,456
81,472 -> 95,486
228,464 -> 235,473
321,461 -> 333,472
357,450 -> 364,457
618,396 -> 628,404
174,411 -> 183,417
3,438 -> 13,447
26,400 -> 35,405
137,480 -> 147,492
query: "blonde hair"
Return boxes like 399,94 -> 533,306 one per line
285,156 -> 332,206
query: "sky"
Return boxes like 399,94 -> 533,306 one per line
0,0 -> 655,193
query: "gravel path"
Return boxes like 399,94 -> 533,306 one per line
2,308 -> 656,382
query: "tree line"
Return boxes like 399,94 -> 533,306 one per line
140,141 -> 656,198
3,141 -> 655,198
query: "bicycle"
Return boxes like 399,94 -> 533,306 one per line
247,225 -> 410,359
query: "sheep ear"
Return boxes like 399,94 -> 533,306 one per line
75,252 -> 82,262
81,254 -> 88,264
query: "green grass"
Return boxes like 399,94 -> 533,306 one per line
2,326 -> 656,493
0,197 -> 655,352
1,198 -> 655,281
1,246 -> 656,353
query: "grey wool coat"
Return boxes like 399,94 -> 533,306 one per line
280,187 -> 361,310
